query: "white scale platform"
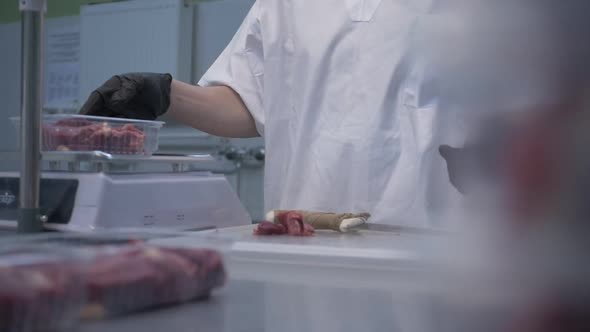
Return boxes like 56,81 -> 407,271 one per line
0,152 -> 251,232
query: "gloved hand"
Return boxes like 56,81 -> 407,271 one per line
440,136 -> 505,195
439,114 -> 513,195
439,145 -> 470,194
80,73 -> 173,120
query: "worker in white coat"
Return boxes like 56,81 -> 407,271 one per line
81,0 -> 464,227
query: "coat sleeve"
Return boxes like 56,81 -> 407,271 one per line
198,1 -> 265,136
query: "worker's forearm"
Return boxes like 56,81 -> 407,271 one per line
167,79 -> 259,138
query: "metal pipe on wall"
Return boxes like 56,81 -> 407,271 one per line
18,0 -> 46,233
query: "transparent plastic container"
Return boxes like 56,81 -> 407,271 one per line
0,231 -> 183,249
76,244 -> 226,320
11,114 -> 164,156
0,248 -> 87,332
0,235 -> 227,321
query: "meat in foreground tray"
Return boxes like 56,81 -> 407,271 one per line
11,114 -> 164,156
0,243 -> 226,332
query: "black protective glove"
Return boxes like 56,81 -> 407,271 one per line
439,120 -> 509,195
439,113 -> 516,195
439,145 -> 472,194
80,73 -> 173,120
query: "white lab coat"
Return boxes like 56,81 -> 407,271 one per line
199,0 -> 465,227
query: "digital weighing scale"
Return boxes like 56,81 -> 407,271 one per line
0,151 -> 251,232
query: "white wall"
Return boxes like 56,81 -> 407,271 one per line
0,21 -> 21,154
0,16 -> 82,172
192,0 -> 265,221
0,15 -> 81,149
193,0 -> 254,81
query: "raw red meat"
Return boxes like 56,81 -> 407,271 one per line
0,261 -> 84,332
285,218 -> 302,235
302,223 -> 315,236
255,211 -> 315,237
42,119 -> 146,154
121,123 -> 144,135
82,248 -> 164,317
161,247 -> 227,295
0,245 -> 227,327
139,247 -> 205,304
253,221 -> 287,235
278,211 -> 304,235
80,246 -> 226,318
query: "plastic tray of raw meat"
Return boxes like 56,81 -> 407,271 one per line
0,239 -> 227,326
76,244 -> 227,319
11,114 -> 164,155
0,239 -> 226,326
0,247 -> 87,332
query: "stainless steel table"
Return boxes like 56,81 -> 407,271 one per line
80,227 -> 504,332
80,280 -> 441,332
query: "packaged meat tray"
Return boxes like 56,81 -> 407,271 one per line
0,238 -> 227,326
0,248 -> 86,332
77,244 -> 227,319
11,114 -> 164,155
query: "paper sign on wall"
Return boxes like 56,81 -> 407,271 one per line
44,23 -> 80,110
